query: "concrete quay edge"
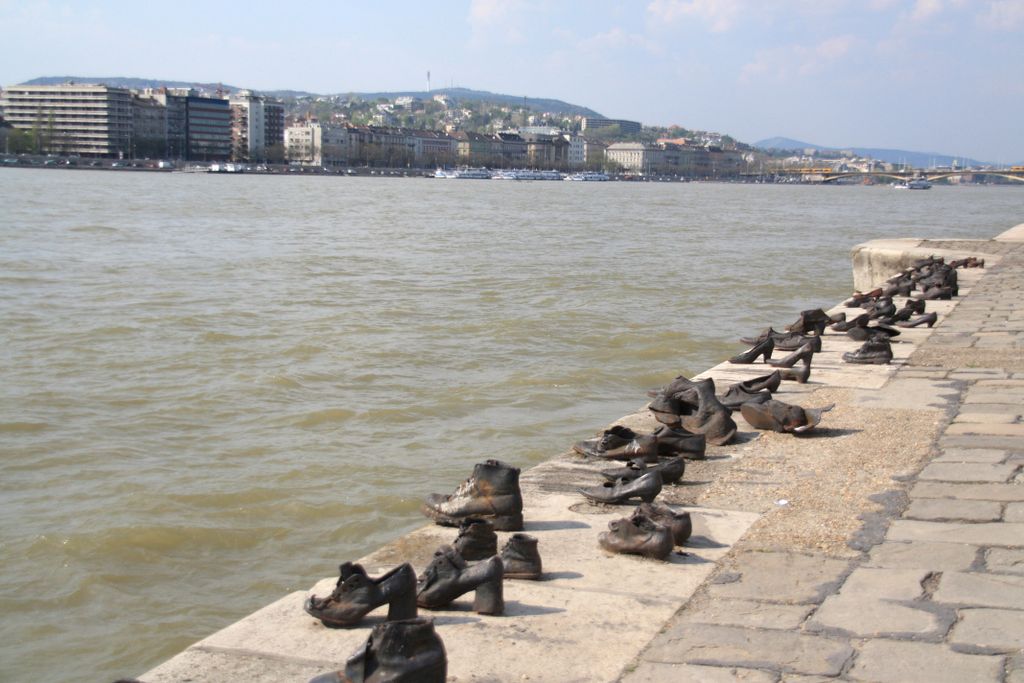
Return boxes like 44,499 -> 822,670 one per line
142,229 -> 1024,683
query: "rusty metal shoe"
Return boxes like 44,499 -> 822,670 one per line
422,460 -> 524,531
575,424 -> 704,461
452,518 -> 497,561
633,502 -> 692,546
305,562 -> 418,627
718,383 -> 772,411
785,308 -> 831,335
416,546 -> 504,614
579,470 -> 663,504
766,342 -> 816,368
830,312 -> 870,332
896,312 -> 937,328
774,332 -> 822,352
499,533 -> 543,580
733,370 -> 782,394
778,363 -> 811,384
308,616 -> 447,683
598,514 -> 673,560
847,324 -> 900,342
676,378 -> 736,446
728,337 -> 774,364
601,455 -> 686,485
741,399 -> 834,434
739,326 -> 781,345
842,338 -> 894,364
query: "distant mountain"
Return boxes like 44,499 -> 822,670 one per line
19,77 -> 601,118
755,136 -> 991,167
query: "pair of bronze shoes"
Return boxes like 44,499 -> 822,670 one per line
573,424 -> 705,461
578,469 -> 663,505
598,502 -> 693,561
452,517 -> 543,580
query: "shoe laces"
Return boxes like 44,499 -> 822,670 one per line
451,477 -> 475,498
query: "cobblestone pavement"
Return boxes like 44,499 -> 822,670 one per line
621,242 -> 1024,683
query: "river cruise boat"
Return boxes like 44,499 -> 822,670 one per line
893,177 -> 932,190
565,171 -> 610,181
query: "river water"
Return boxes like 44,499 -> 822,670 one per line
0,168 -> 1019,681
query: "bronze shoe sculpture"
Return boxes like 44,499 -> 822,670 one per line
740,400 -> 835,434
774,332 -> 822,352
416,546 -> 504,614
598,514 -> 673,560
739,326 -> 781,345
452,518 -> 497,561
718,384 -> 772,411
778,363 -> 811,384
305,562 -> 418,627
766,342 -> 816,368
896,312 -> 937,328
785,308 -> 831,336
847,324 -> 900,342
601,455 -> 686,485
579,470 -> 663,504
830,312 -> 869,332
633,502 -> 692,546
309,616 -> 447,683
667,378 -> 736,446
732,370 -> 782,394
843,338 -> 894,364
728,337 -> 774,364
574,424 -> 705,462
422,460 -> 524,531
499,533 -> 543,580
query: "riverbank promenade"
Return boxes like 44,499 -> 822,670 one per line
142,225 -> 1024,682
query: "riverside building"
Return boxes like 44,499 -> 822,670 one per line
230,91 -> 285,162
0,83 -> 133,157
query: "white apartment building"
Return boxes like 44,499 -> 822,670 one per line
284,121 -> 350,166
0,83 -> 133,156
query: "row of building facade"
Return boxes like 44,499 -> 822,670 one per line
0,83 -> 743,175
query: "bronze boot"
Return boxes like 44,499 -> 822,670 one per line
499,534 -> 543,580
422,460 -> 524,531
309,616 -> 447,683
452,518 -> 497,561
678,378 -> 737,446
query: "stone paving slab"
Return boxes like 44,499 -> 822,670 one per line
141,647 -> 340,683
932,571 -> 1024,609
621,662 -> 776,683
888,520 -> 1024,546
949,607 -> 1024,652
916,462 -> 1019,483
866,541 -> 978,571
932,448 -> 1009,464
640,623 -> 854,676
847,639 -> 1004,682
807,593 -> 946,638
904,498 -> 1003,522
910,481 -> 1024,502
678,598 -> 813,630
706,552 -> 851,604
1004,502 -> 1024,522
986,548 -> 1024,575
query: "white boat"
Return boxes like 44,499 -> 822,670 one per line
434,168 -> 456,178
539,170 -> 563,181
491,169 -> 518,180
893,177 -> 931,190
453,167 -> 492,179
565,171 -> 610,181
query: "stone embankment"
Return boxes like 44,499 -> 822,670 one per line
142,224 -> 1024,683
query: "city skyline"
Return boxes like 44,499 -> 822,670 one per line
2,0 -> 1023,163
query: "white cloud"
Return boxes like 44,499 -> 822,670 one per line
467,0 -> 529,46
646,0 -> 741,32
911,0 -> 944,21
740,35 -> 856,83
977,0 -> 1024,29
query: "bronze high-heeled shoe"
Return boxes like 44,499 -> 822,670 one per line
766,342 -> 815,368
896,312 -> 937,328
416,546 -> 504,614
305,562 -> 418,627
728,337 -> 774,364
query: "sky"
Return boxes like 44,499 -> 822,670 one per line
2,0 -> 1023,163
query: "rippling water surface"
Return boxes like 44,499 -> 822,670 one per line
0,168 -> 1020,681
